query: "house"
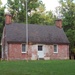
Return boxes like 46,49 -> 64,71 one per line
1,14 -> 70,60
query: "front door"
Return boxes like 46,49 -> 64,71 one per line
38,45 -> 44,58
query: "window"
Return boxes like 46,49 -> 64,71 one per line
22,44 -> 26,53
54,45 -> 58,53
38,45 -> 42,51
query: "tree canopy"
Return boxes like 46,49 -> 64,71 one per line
6,0 -> 56,25
57,0 -> 75,54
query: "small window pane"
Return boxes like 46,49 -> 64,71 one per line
54,45 -> 57,53
38,46 -> 42,51
22,44 -> 26,52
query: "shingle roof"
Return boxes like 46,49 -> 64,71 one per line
5,23 -> 69,44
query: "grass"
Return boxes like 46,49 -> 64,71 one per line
0,60 -> 75,75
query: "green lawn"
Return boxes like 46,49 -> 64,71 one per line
0,60 -> 75,75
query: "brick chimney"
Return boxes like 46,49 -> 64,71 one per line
55,19 -> 62,28
5,13 -> 12,25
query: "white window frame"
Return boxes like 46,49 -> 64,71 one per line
53,44 -> 58,53
21,43 -> 26,53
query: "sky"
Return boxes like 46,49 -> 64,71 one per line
42,0 -> 59,11
2,0 -> 60,11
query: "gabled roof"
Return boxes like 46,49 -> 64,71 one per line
5,23 -> 69,44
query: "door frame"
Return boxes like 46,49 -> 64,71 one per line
37,44 -> 44,59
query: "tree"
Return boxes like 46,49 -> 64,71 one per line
0,0 -> 4,57
58,0 -> 75,54
6,0 -> 41,23
42,11 -> 56,25
6,0 -> 56,25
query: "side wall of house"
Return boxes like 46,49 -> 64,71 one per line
8,43 -> 32,60
30,44 -> 69,60
8,43 -> 69,60
50,45 -> 69,59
